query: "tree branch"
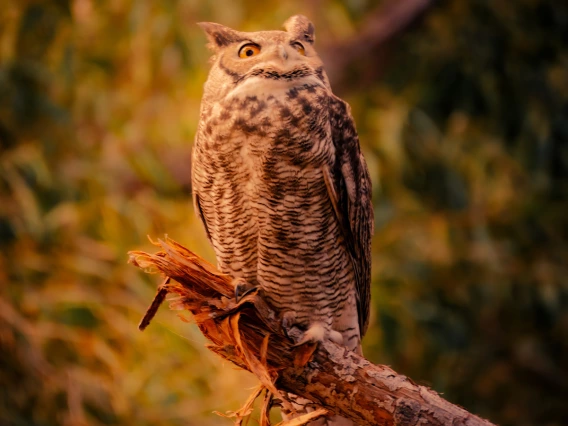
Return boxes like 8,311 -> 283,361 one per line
321,0 -> 436,86
129,237 -> 495,426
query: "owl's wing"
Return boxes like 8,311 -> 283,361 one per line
193,191 -> 213,243
191,145 -> 214,244
323,96 -> 374,336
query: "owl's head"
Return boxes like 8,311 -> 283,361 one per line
198,15 -> 330,103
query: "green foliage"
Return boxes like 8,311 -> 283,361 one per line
1,1 -> 566,425
360,2 -> 568,425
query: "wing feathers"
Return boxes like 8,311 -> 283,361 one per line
327,97 -> 374,336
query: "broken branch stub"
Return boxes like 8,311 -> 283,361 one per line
129,237 -> 495,426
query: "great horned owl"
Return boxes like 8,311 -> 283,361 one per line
192,15 -> 373,424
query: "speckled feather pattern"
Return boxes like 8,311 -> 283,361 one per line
192,19 -> 373,423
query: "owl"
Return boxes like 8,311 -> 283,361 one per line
192,15 -> 374,425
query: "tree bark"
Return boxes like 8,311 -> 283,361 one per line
129,237 -> 495,426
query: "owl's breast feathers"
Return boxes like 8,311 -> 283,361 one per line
192,83 -> 373,336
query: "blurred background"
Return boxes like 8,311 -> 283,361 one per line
1,0 -> 567,425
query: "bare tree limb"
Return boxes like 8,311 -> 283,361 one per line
129,237 -> 495,426
321,0 -> 436,84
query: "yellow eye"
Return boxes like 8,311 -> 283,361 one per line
292,42 -> 305,56
238,44 -> 261,58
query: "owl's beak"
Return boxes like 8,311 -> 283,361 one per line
278,45 -> 289,61
266,44 -> 289,66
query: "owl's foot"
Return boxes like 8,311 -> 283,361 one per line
294,323 -> 326,346
233,278 -> 257,303
281,311 -> 299,338
281,315 -> 346,365
293,324 -> 344,347
281,314 -> 343,346
285,322 -> 341,368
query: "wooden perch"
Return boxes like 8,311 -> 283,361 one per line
129,237 -> 495,426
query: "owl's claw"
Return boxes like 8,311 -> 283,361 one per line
233,278 -> 257,303
292,323 -> 326,347
281,318 -> 339,366
288,323 -> 344,347
289,323 -> 327,368
281,312 -> 296,333
281,311 -> 302,341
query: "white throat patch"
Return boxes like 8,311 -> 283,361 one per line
227,74 -> 324,100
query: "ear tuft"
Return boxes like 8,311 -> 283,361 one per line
283,15 -> 315,44
197,22 -> 243,51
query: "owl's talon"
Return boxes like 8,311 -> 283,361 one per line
290,324 -> 327,367
281,311 -> 296,333
291,323 -> 326,347
233,279 -> 257,303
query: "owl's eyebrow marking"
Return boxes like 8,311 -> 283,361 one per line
213,32 -> 245,47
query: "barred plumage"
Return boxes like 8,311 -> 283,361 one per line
192,15 -> 373,425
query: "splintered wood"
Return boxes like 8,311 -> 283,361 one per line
129,237 -> 495,426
